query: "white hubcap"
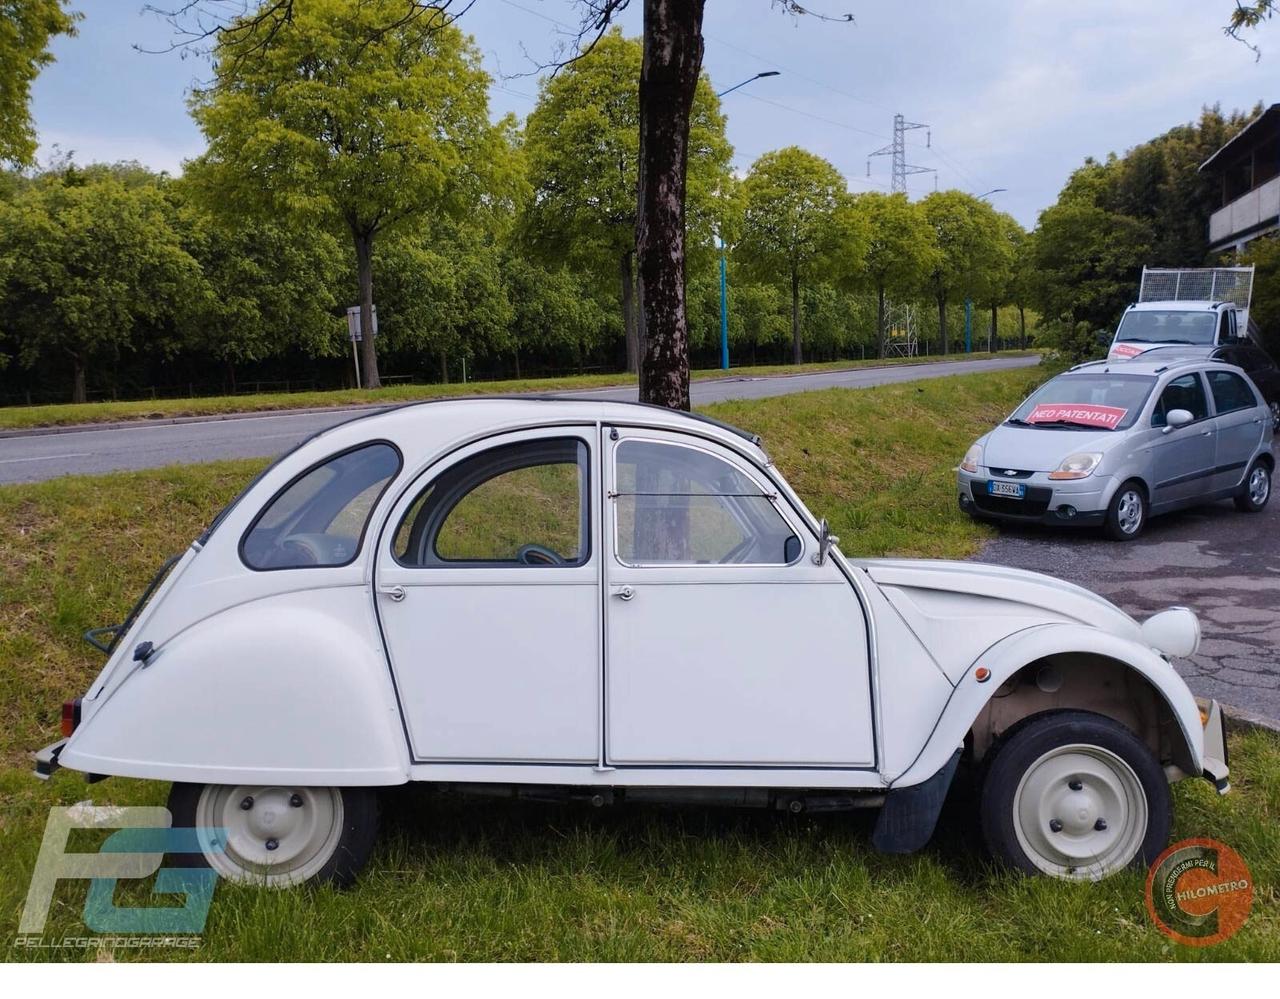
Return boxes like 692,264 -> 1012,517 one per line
195,785 -> 344,885
1116,490 -> 1143,534
1249,466 -> 1270,505
1012,744 -> 1148,880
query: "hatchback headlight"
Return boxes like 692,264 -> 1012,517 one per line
960,443 -> 983,474
1048,452 -> 1102,480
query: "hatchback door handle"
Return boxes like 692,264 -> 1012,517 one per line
377,584 -> 406,602
612,585 -> 635,601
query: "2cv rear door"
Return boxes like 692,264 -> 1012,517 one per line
374,427 -> 601,764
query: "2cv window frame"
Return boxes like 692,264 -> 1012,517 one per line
237,439 -> 404,573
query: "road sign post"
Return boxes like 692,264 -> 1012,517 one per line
346,306 -> 378,388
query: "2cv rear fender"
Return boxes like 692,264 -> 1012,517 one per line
57,585 -> 410,786
889,622 -> 1204,788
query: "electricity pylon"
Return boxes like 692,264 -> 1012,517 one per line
868,114 -> 936,193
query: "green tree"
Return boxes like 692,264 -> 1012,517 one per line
1240,235 -> 1280,356
854,192 -> 937,358
919,190 -> 1007,353
736,147 -> 863,364
0,0 -> 79,166
188,0 -> 512,389
521,29 -> 731,374
0,170 -> 202,401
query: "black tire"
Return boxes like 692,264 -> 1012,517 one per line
1103,480 -> 1147,541
979,711 -> 1170,880
1233,458 -> 1272,513
167,783 -> 379,888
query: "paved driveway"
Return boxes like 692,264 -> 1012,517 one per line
974,490 -> 1280,726
0,355 -> 1039,484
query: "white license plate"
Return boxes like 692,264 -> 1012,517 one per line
988,480 -> 1026,499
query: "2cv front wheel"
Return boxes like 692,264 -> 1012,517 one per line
167,783 -> 379,887
979,711 -> 1171,881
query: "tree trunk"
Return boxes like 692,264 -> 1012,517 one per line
876,283 -> 887,359
225,359 -> 237,394
790,268 -> 802,364
621,249 -> 638,374
937,291 -> 948,355
1019,305 -> 1027,349
513,345 -> 521,380
990,303 -> 999,353
634,0 -> 705,411
71,353 -> 86,404
439,349 -> 448,384
353,229 -> 381,390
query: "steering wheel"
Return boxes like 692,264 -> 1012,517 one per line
516,543 -> 565,566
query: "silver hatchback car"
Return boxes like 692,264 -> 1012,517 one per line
957,357 -> 1275,540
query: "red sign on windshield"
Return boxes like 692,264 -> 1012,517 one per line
1110,342 -> 1147,359
1027,403 -> 1128,429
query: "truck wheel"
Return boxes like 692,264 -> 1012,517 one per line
979,711 -> 1170,880
167,783 -> 378,887
1103,481 -> 1146,541
1233,459 -> 1271,513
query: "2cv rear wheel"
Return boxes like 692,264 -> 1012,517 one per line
979,711 -> 1170,880
167,783 -> 378,887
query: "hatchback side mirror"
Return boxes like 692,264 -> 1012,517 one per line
1164,409 -> 1194,433
813,518 -> 841,566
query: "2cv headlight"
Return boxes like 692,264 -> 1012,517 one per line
1048,452 -> 1102,480
960,443 -> 983,474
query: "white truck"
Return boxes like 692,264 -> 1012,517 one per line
1107,266 -> 1256,361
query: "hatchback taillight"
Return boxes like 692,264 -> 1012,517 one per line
60,698 -> 82,738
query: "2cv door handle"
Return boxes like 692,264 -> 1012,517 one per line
377,584 -> 406,602
612,585 -> 636,601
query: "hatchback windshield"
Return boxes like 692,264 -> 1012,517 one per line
1116,310 -> 1216,345
1008,373 -> 1156,431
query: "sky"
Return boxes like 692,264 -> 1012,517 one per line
28,0 -> 1278,228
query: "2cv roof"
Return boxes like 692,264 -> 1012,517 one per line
198,396 -> 768,545
307,395 -> 764,456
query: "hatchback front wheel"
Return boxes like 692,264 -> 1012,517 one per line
1103,481 -> 1146,541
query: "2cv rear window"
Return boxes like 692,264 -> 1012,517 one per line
241,442 -> 401,570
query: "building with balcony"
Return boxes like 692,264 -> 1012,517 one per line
1200,103 -> 1280,253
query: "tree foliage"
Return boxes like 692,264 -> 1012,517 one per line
0,167 -> 201,401
0,0 -> 79,166
188,0 -> 513,388
521,29 -> 730,374
855,192 -> 938,356
736,146 -> 865,363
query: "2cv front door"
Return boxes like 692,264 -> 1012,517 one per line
602,428 -> 876,769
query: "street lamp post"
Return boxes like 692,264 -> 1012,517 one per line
964,188 -> 1007,352
715,71 -> 780,370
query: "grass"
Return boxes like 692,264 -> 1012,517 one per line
1,363 -> 1276,961
0,351 -> 1035,432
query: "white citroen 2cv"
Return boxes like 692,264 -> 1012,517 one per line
36,398 -> 1230,885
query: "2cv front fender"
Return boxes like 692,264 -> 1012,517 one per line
888,622 -> 1205,788
58,587 -> 410,786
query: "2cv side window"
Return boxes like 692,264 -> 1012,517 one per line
613,439 -> 801,566
240,442 -> 401,570
393,438 -> 589,567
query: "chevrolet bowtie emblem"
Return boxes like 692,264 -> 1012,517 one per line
1004,470 -> 1017,476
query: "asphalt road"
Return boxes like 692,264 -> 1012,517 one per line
0,355 -> 1039,484
974,486 -> 1280,726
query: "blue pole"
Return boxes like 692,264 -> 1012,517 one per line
719,244 -> 729,370
964,299 -> 972,353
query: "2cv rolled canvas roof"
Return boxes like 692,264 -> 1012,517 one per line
287,396 -> 764,474
199,397 -> 771,545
